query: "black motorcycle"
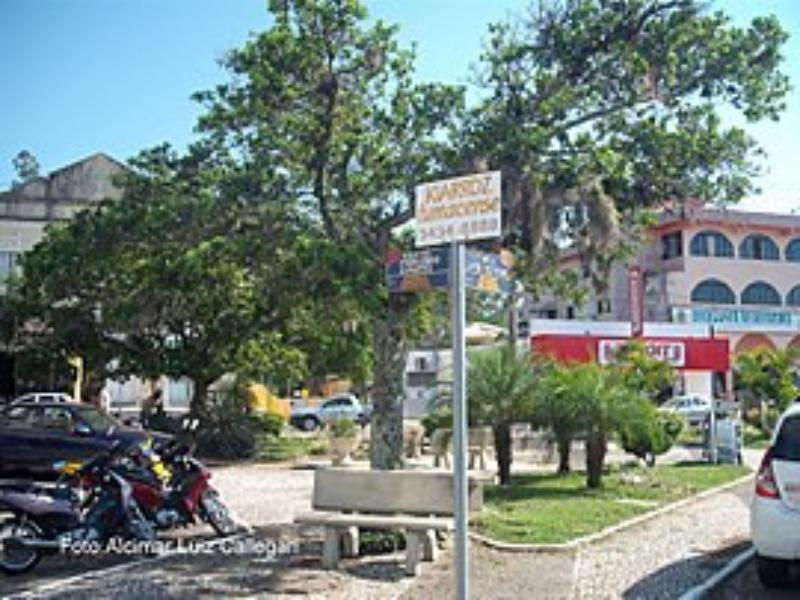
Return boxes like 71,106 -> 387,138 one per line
0,442 -> 155,575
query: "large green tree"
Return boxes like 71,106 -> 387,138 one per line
192,0 -> 463,468
17,144 -> 306,409
467,0 -> 789,291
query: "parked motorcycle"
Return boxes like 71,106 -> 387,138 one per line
0,442 -> 155,575
117,423 -> 239,537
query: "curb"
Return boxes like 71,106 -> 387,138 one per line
677,547 -> 755,600
470,472 -> 754,553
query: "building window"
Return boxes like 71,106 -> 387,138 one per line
788,286 -> 800,307
566,306 -> 575,320
741,281 -> 781,306
661,232 -> 683,260
689,231 -> 734,258
786,239 -> 800,262
739,234 -> 779,261
690,279 -> 736,305
597,299 -> 611,314
0,251 -> 20,280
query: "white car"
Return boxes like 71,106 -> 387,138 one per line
290,393 -> 371,431
660,395 -> 711,423
12,392 -> 74,405
751,403 -> 800,587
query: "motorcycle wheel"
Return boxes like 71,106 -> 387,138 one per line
200,489 -> 238,536
126,502 -> 157,542
0,518 -> 42,575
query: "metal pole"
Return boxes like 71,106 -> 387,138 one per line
451,241 -> 469,600
709,395 -> 718,464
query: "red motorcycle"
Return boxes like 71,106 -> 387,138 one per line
114,434 -> 239,536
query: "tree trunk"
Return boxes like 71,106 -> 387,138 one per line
557,437 -> 572,475
191,379 -> 210,418
369,299 -> 407,470
494,421 -> 513,485
585,431 -> 607,489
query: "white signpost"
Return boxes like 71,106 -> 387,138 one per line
415,171 -> 501,600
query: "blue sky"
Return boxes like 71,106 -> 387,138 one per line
1,0 -> 797,212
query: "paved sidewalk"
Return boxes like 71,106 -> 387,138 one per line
403,449 -> 761,600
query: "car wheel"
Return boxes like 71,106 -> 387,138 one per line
302,416 -> 319,431
757,554 -> 791,588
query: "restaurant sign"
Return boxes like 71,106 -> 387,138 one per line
598,339 -> 686,367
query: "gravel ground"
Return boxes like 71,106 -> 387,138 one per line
209,462 -> 316,526
5,448 -> 762,599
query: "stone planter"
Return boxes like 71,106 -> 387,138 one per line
329,431 -> 361,466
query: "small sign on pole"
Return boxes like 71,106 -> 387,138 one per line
415,171 -> 501,248
466,249 -> 513,295
385,247 -> 450,293
415,171 -> 502,600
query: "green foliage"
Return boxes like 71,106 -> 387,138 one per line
735,347 -> 800,413
258,435 -> 328,461
467,346 -> 540,426
469,0 -> 789,293
252,411 -> 287,438
328,417 -> 358,438
538,361 -> 644,487
195,389 -> 259,460
191,0 -> 464,468
358,529 -> 406,555
421,406 -> 453,438
613,340 -> 675,403
12,150 -> 40,184
619,405 -> 683,466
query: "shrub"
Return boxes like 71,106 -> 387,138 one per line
328,418 -> 358,438
421,406 -> 452,438
620,405 -> 683,467
252,411 -> 287,437
195,389 -> 259,460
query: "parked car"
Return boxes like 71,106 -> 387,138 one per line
11,392 -> 73,405
660,395 -> 711,424
290,393 -> 371,431
751,403 -> 800,587
0,401 -> 167,476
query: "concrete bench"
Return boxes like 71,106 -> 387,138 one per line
294,468 -> 489,576
431,427 -> 492,470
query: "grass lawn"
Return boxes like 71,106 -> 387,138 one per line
258,435 -> 328,462
472,463 -> 750,545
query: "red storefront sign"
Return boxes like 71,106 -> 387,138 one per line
598,339 -> 685,367
531,334 -> 729,372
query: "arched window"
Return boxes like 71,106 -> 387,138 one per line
689,230 -> 734,258
787,285 -> 800,307
786,239 -> 800,262
741,282 -> 782,306
691,279 -> 736,305
739,234 -> 779,260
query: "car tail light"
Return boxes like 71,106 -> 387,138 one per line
756,448 -> 780,499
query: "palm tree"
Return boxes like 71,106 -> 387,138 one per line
468,346 -> 540,485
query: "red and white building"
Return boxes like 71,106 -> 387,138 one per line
523,204 -> 800,382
